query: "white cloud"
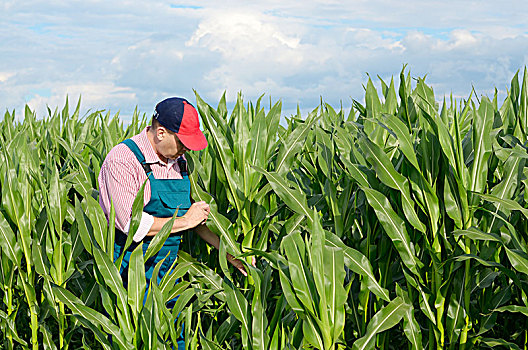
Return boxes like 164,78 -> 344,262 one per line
0,72 -> 15,83
433,29 -> 480,50
345,28 -> 405,51
186,10 -> 306,72
187,11 -> 301,52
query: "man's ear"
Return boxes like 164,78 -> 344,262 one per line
156,126 -> 167,140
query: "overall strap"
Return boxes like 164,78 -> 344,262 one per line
121,139 -> 153,176
177,157 -> 188,176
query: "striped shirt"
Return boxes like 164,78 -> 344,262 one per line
98,127 -> 185,242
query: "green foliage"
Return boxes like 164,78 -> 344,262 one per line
2,67 -> 528,349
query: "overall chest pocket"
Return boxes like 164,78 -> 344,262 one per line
158,191 -> 191,210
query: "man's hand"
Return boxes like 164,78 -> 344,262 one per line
182,201 -> 210,229
226,253 -> 257,277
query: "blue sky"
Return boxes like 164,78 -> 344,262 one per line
1,0 -> 527,120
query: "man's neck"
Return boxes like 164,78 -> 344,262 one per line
146,126 -> 168,163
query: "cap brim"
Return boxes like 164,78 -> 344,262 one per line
177,130 -> 208,151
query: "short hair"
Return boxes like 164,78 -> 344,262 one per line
151,115 -> 160,129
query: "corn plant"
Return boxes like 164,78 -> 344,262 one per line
2,67 -> 528,349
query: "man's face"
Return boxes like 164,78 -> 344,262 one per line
156,127 -> 190,160
172,133 -> 190,158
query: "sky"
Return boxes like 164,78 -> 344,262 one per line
1,0 -> 528,120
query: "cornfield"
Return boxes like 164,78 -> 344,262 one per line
1,67 -> 528,349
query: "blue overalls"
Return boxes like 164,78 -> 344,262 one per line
113,138 -> 189,349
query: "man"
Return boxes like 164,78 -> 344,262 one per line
98,97 -> 246,348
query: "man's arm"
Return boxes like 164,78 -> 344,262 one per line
142,199 -> 250,275
193,223 -> 251,276
98,155 -> 147,234
185,195 -> 253,275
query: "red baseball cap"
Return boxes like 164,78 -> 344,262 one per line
154,97 -> 208,151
